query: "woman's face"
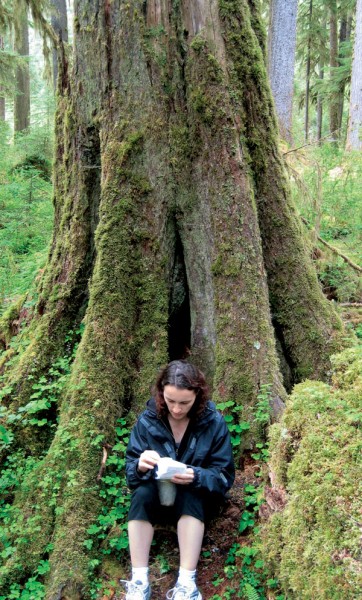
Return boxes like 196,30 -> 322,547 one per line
163,385 -> 196,420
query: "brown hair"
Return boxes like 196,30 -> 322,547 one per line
154,360 -> 209,419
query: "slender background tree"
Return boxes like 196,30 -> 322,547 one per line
50,0 -> 68,91
268,0 -> 299,143
13,1 -> 30,132
296,0 -> 356,143
346,0 -> 362,148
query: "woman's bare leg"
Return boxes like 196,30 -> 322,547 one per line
128,520 -> 154,567
177,515 -> 205,570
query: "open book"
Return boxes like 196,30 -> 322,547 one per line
156,457 -> 188,480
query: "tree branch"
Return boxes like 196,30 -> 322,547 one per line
97,444 -> 112,481
283,130 -> 342,155
301,216 -> 362,274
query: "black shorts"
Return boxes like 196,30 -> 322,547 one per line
128,480 -> 223,526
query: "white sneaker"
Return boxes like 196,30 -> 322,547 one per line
120,579 -> 151,600
166,582 -> 202,600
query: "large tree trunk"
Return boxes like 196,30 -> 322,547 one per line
14,2 -> 30,133
346,0 -> 362,150
0,1 -> 346,598
50,0 -> 68,91
267,0 -> 298,144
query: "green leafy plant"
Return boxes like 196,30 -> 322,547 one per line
84,418 -> 131,560
216,400 -> 250,448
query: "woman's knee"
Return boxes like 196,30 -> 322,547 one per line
128,481 -> 160,523
131,481 -> 159,505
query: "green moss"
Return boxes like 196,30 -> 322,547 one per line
116,131 -> 144,164
261,347 -> 362,598
190,35 -> 207,52
216,0 -> 348,382
0,295 -> 27,349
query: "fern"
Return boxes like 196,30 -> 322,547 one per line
244,583 -> 259,600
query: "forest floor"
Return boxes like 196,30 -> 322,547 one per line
107,455 -> 260,600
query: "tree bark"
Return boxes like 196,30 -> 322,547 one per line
329,0 -> 339,140
305,0 -> 313,141
267,0 -> 298,144
337,16 -> 347,132
0,1 -> 347,597
14,2 -> 30,133
346,0 -> 362,150
50,0 -> 68,91
317,60 -> 324,142
0,94 -> 4,121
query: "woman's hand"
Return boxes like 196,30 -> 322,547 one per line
137,450 -> 160,473
171,467 -> 194,485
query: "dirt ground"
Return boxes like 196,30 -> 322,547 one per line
111,455 -> 261,600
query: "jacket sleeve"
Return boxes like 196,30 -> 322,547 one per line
125,417 -> 156,489
190,415 -> 235,496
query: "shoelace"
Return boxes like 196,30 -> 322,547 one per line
119,579 -> 148,600
166,584 -> 197,599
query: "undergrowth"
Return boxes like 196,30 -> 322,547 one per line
207,386 -> 286,600
287,144 -> 362,304
0,123 -> 53,314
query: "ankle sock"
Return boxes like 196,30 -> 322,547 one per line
131,567 -> 149,586
177,567 -> 197,588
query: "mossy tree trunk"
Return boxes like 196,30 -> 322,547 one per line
0,1 -> 346,598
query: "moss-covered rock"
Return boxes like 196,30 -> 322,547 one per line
261,346 -> 362,599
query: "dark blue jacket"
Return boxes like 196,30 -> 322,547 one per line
126,399 -> 235,496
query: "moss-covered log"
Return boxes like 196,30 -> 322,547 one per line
261,347 -> 362,599
0,1 -> 348,598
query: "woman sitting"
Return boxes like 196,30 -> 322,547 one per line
122,360 -> 235,600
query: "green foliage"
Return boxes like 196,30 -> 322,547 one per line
216,400 -> 250,449
0,447 -> 50,599
289,143 -> 362,304
212,392 -> 284,600
0,327 -> 81,448
0,0 -> 55,85
0,124 -> 53,312
84,418 -> 131,560
82,418 -> 132,599
261,346 -> 362,598
0,325 -> 132,599
238,485 -> 261,534
0,329 -> 83,597
295,0 -> 356,141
